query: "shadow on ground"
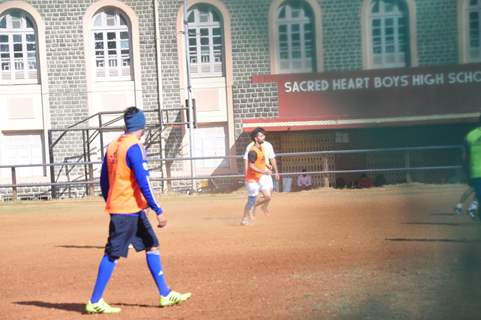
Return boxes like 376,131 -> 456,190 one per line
56,245 -> 104,249
403,221 -> 477,226
385,238 -> 481,243
15,301 -> 85,314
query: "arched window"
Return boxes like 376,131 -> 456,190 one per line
369,0 -> 410,68
92,9 -> 131,80
0,10 -> 38,83
467,0 -> 481,62
187,4 -> 224,77
277,0 -> 315,73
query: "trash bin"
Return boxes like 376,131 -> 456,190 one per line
282,177 -> 292,192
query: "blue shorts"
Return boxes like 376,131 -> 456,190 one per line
104,211 -> 159,258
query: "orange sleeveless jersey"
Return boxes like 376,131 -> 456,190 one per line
245,145 -> 266,182
104,134 -> 148,214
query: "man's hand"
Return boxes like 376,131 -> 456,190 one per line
156,214 -> 167,228
269,158 -> 280,181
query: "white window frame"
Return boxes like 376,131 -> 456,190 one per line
187,5 -> 224,78
0,132 -> 45,178
192,124 -> 229,170
92,10 -> 132,81
467,0 -> 481,62
369,0 -> 409,68
276,1 -> 315,73
0,10 -> 38,84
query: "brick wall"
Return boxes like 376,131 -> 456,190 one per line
321,0 -> 363,71
226,0 -> 279,138
416,0 -> 459,65
19,0 -> 161,179
15,0 -> 463,155
0,0 -> 466,196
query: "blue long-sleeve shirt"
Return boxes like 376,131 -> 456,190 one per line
100,144 -> 163,215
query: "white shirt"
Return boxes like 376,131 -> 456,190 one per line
243,141 -> 276,165
297,174 -> 312,187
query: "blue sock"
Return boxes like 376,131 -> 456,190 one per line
90,255 -> 117,303
146,251 -> 171,296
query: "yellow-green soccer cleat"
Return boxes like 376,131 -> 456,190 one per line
85,298 -> 121,314
160,290 -> 192,307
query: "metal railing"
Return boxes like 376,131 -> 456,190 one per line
0,144 -> 463,201
46,107 -> 195,198
47,110 -> 165,198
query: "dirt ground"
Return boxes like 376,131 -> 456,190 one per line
1,184 -> 481,320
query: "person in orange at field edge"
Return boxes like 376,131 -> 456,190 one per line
241,150 -> 272,225
85,107 -> 191,314
243,127 -> 280,215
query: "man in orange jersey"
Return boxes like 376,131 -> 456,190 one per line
241,150 -> 272,225
243,127 -> 279,215
85,107 -> 191,314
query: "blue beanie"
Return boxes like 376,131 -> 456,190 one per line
124,109 -> 146,132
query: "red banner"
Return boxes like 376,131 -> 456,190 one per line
246,63 -> 481,131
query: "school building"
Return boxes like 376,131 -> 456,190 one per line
0,0 -> 480,196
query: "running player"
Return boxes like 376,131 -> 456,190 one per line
85,107 -> 191,314
454,186 -> 478,218
464,117 -> 481,220
241,150 -> 272,225
243,127 -> 279,214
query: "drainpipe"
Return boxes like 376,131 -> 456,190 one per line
153,0 -> 167,192
183,0 -> 196,192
